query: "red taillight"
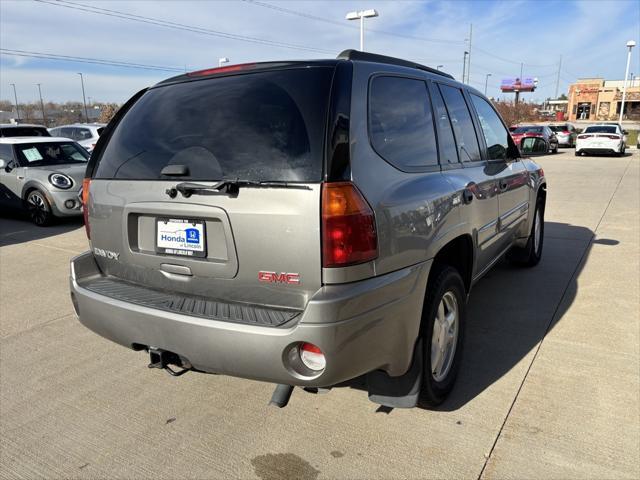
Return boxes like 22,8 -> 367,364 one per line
578,134 -> 592,139
604,135 -> 620,140
81,177 -> 91,239
187,63 -> 255,77
562,130 -> 570,134
321,182 -> 377,268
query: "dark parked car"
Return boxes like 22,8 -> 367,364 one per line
70,51 -> 546,409
511,125 -> 559,154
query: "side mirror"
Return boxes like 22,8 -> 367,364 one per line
520,137 -> 548,156
623,130 -> 629,135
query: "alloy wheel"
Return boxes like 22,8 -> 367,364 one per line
28,193 -> 48,225
431,291 -> 459,382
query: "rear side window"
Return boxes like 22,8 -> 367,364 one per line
77,128 -> 93,140
438,84 -> 481,162
470,94 -> 510,160
94,68 -> 334,182
369,76 -> 438,170
430,84 -> 459,164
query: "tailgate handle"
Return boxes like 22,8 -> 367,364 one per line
160,263 -> 193,276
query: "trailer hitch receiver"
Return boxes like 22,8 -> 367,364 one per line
148,347 -> 191,377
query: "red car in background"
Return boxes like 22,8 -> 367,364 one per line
510,125 -> 559,154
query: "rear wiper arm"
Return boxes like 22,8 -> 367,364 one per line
166,179 -> 311,198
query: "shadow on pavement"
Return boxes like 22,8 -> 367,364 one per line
439,221 -> 614,411
0,210 -> 83,247
343,221 -> 619,411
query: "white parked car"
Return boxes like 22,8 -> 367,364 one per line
48,123 -> 106,153
575,124 -> 626,157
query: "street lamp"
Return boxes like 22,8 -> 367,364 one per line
436,65 -> 444,71
37,84 -> 46,125
218,57 -> 229,67
10,83 -> 20,121
462,51 -> 469,83
77,73 -> 89,123
619,40 -> 636,124
345,9 -> 379,51
484,73 -> 492,96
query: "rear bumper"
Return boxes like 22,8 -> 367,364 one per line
70,252 -> 431,387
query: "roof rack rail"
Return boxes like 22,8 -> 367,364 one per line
337,49 -> 454,80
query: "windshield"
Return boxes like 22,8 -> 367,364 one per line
584,126 -> 617,134
15,142 -> 89,167
548,125 -> 568,132
94,67 -> 334,182
513,126 -> 543,134
1,127 -> 51,137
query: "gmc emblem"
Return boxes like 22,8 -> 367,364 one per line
258,271 -> 301,285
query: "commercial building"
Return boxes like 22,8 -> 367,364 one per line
566,78 -> 640,121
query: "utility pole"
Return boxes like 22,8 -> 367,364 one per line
77,72 -> 89,123
10,83 -> 20,121
555,55 -> 562,99
37,84 -> 46,125
462,51 -> 469,83
619,40 -> 636,124
466,23 -> 472,84
484,73 -> 492,96
520,62 -> 524,79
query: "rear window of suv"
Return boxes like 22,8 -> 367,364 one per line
94,67 -> 334,182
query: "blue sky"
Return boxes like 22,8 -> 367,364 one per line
1,0 -> 639,104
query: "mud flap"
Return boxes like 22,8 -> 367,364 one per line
366,339 -> 423,408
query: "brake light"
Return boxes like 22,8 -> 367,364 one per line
322,182 -> 377,268
578,134 -> 592,139
604,135 -> 620,140
81,177 -> 91,239
187,63 -> 255,77
562,130 -> 570,134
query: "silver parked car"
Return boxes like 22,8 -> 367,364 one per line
49,123 -> 106,153
548,123 -> 577,147
0,137 -> 87,225
70,51 -> 547,409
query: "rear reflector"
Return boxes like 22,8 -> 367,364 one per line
187,63 -> 255,77
322,182 -> 377,268
299,343 -> 326,371
81,178 -> 91,239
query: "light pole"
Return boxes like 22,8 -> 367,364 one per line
37,84 -> 46,125
77,72 -> 89,123
484,73 -> 492,96
10,83 -> 20,121
218,57 -> 229,67
436,65 -> 443,71
619,40 -> 636,124
345,9 -> 379,51
462,51 -> 469,83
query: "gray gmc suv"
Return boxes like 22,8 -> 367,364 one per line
70,51 -> 546,409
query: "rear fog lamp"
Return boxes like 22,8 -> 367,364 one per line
299,342 -> 326,371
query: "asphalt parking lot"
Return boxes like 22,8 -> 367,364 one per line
1,149 -> 638,479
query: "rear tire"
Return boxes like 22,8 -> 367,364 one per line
418,267 -> 466,408
508,196 -> 544,267
552,145 -> 558,154
26,190 -> 54,226
575,150 -> 581,156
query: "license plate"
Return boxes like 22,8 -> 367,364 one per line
156,218 -> 206,257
